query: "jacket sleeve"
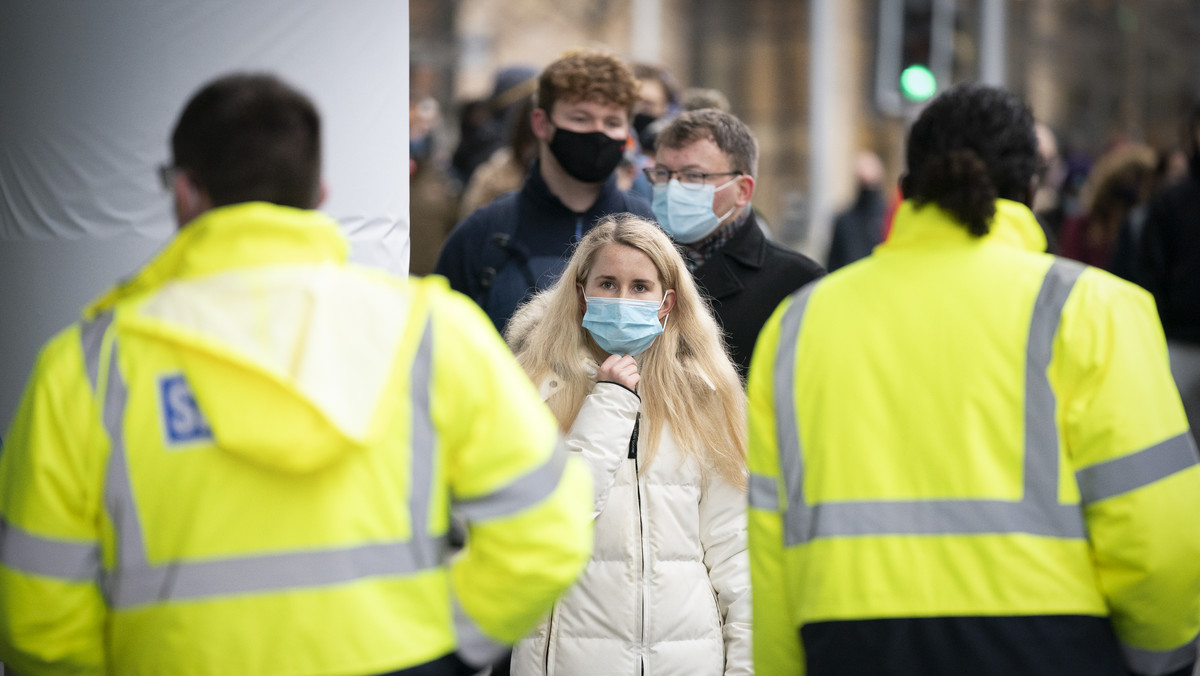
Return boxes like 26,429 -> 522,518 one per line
1060,272 -> 1200,676
432,213 -> 482,301
429,283 -> 593,669
745,299 -> 806,675
0,326 -> 109,675
564,381 -> 639,518
699,471 -> 752,676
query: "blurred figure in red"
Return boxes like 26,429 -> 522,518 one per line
1058,142 -> 1156,269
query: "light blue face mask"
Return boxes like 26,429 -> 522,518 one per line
581,295 -> 666,356
651,177 -> 740,244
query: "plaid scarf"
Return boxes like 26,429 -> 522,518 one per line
683,210 -> 750,272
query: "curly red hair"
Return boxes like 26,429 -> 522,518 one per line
536,49 -> 639,116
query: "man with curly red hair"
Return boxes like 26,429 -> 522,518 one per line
436,49 -> 654,334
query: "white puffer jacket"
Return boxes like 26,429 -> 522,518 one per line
510,376 -> 752,676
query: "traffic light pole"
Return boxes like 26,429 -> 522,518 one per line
804,0 -> 838,259
980,0 -> 1007,86
874,0 -> 955,116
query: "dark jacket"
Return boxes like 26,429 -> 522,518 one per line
1136,171 -> 1200,344
692,210 -> 825,376
434,159 -> 653,334
827,187 -> 885,271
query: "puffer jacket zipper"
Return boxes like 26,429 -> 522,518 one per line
628,413 -> 647,675
541,603 -> 555,674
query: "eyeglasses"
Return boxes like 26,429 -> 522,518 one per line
157,164 -> 180,192
642,167 -> 743,189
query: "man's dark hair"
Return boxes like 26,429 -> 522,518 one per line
171,73 -> 321,209
902,83 -> 1038,236
657,108 -> 759,178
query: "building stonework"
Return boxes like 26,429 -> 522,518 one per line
412,0 -> 1200,258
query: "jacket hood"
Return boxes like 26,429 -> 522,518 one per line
885,198 -> 1047,253
95,203 -> 412,473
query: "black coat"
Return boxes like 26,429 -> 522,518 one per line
692,211 -> 825,377
827,187 -> 885,272
1136,171 -> 1200,344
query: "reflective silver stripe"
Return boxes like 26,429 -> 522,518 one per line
408,322 -> 441,569
774,260 -> 1088,545
0,517 -> 101,582
747,472 -> 780,511
776,285 -> 815,546
1023,260 -> 1083,519
1121,631 -> 1200,676
454,440 -> 569,523
96,318 -> 446,609
1077,433 -> 1200,504
114,542 -> 436,607
80,311 -> 114,393
806,500 -> 1084,538
81,310 -> 140,601
452,595 -> 509,668
100,334 -> 153,606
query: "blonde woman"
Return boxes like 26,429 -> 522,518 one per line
505,213 -> 751,676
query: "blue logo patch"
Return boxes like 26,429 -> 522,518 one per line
159,374 -> 213,446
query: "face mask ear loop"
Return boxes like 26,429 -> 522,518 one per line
714,175 -> 741,192
714,175 -> 742,225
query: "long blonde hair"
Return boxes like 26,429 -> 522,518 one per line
505,213 -> 747,488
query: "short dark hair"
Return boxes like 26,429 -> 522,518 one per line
171,73 -> 321,209
631,62 -> 681,107
656,108 -> 759,178
902,84 -> 1037,236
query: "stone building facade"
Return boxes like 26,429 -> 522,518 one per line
411,0 -> 1200,260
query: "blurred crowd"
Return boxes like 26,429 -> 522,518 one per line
413,54 -> 1200,442
412,61 -> 1200,314
409,61 -> 737,275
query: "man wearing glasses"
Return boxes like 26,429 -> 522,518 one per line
650,109 -> 824,376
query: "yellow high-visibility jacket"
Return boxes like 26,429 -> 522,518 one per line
748,199 -> 1200,676
0,202 -> 593,676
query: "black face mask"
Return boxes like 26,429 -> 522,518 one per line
548,126 -> 625,183
633,112 -> 657,136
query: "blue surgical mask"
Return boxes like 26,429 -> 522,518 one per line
651,177 -> 740,244
582,296 -> 666,356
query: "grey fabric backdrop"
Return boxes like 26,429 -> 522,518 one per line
0,1 -> 410,431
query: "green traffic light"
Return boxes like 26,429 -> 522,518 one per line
900,64 -> 937,102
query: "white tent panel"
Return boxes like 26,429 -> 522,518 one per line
0,1 -> 410,431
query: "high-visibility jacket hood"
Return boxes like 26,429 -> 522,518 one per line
884,198 -> 1048,253
85,202 -> 409,473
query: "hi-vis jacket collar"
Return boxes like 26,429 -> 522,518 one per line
883,199 -> 1048,254
86,202 -> 349,318
77,202 -> 410,474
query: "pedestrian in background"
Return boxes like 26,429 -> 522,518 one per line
747,83 -> 1200,676
1058,142 -> 1157,270
651,108 -> 824,377
827,150 -> 887,271
1136,101 -> 1200,435
504,214 -> 752,676
457,95 -> 539,221
0,72 -> 593,676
